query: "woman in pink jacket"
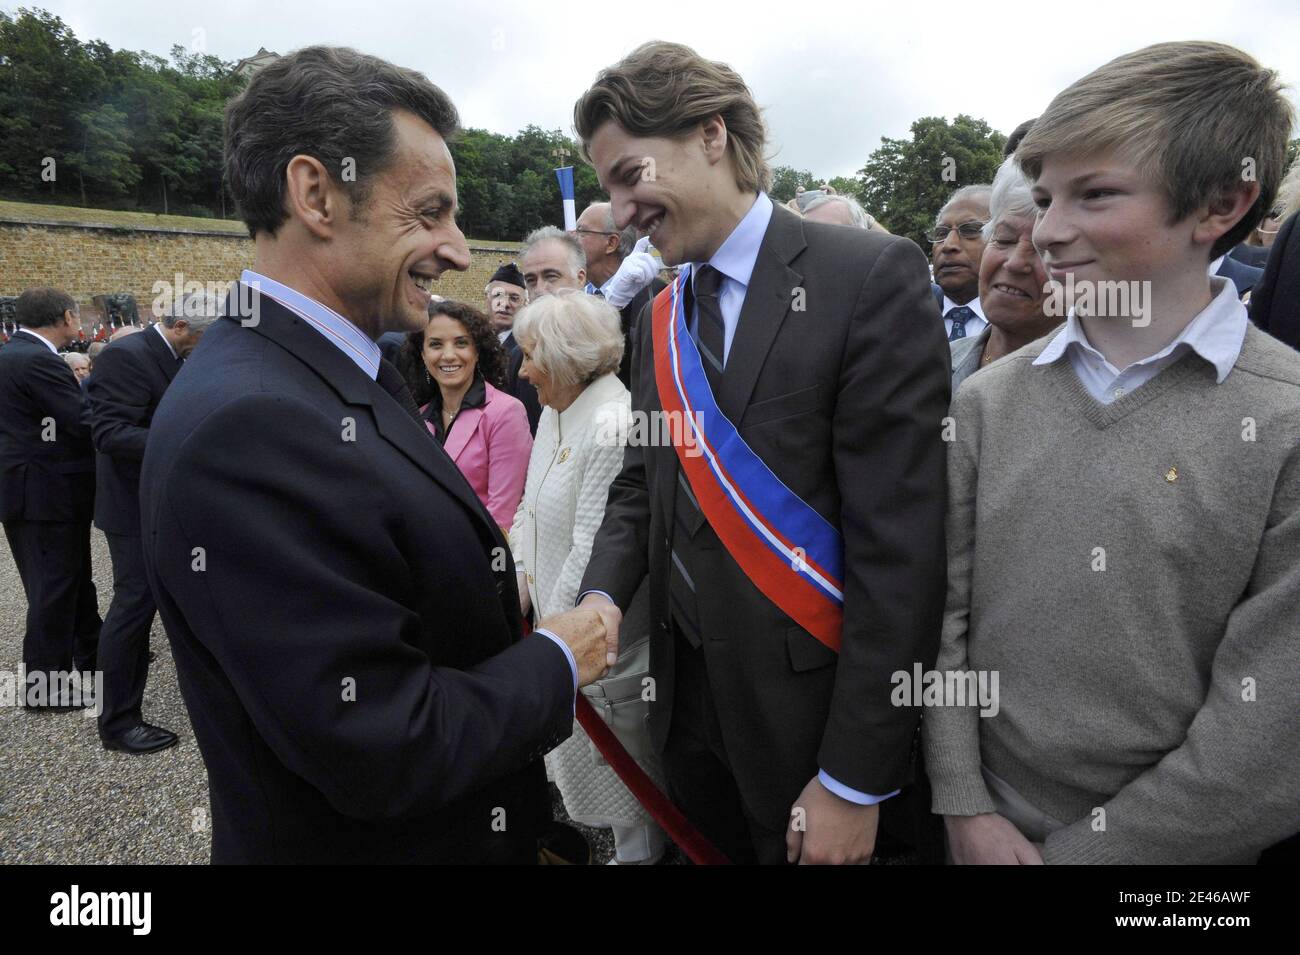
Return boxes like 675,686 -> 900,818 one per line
398,300 -> 531,534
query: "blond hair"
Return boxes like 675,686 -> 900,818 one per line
1017,41 -> 1295,257
573,41 -> 771,193
512,290 -> 624,388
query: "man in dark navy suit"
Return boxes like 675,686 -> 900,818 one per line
1250,211 -> 1300,351
575,42 -> 949,865
87,295 -> 219,752
1214,251 -> 1263,295
0,287 -> 100,708
139,46 -> 613,864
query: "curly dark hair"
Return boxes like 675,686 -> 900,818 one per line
399,299 -> 509,406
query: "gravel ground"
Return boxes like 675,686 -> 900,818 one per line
0,528 -> 662,865
0,529 -> 210,864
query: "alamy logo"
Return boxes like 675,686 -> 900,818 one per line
49,885 -> 151,935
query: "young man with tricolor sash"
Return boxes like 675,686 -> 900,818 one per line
573,41 -> 951,864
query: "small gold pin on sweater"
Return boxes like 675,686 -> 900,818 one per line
1165,467 -> 1178,483
558,447 -> 571,463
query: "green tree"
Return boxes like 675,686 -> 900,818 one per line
769,165 -> 820,203
857,115 -> 1006,247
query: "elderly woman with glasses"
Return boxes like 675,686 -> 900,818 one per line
509,289 -> 667,864
949,159 -> 1063,392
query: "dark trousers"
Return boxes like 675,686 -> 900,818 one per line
662,627 -> 789,865
4,518 -> 101,675
97,531 -> 157,738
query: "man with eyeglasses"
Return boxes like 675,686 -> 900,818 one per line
928,184 -> 992,341
485,262 -> 527,341
572,201 -> 664,387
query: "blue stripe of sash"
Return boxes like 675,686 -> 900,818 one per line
666,268 -> 844,600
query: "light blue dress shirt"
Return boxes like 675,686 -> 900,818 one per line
241,269 -> 578,693
241,269 -> 382,380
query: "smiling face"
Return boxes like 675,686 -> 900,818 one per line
932,196 -> 990,304
521,239 -> 586,298
587,118 -> 734,267
978,212 -> 1054,337
327,110 -> 471,336
1030,152 -> 1193,292
422,313 -> 477,393
516,341 -> 557,407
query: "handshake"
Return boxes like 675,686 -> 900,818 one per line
531,593 -> 624,687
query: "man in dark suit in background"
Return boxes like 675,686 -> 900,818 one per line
1214,251 -> 1264,296
1250,211 -> 1300,350
87,294 -> 219,753
139,46 -> 613,863
574,41 -> 950,864
487,262 -> 544,430
508,227 -> 590,433
573,201 -> 666,387
930,185 -> 992,341
0,287 -> 100,708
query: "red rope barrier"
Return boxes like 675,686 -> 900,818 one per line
574,694 -> 731,865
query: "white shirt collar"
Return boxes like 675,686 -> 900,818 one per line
695,192 -> 773,289
1034,276 -> 1246,383
942,295 -> 986,322
153,322 -> 178,360
18,327 -> 59,355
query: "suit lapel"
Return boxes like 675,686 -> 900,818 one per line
236,290 -> 501,542
443,406 -> 484,463
716,205 -> 806,424
141,326 -> 180,383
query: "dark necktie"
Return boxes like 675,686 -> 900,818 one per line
692,265 -> 726,393
947,305 -> 975,342
376,358 -> 424,423
667,264 -> 728,649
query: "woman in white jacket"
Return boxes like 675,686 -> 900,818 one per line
509,290 -> 666,865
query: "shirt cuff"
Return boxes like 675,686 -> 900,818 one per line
534,627 -> 578,708
818,770 -> 899,806
575,589 -> 615,607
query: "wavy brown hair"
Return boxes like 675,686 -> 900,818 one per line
399,300 -> 509,406
573,41 -> 771,194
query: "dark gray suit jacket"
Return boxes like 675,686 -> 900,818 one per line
580,204 -> 951,827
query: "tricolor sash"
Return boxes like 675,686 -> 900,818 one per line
653,268 -> 844,651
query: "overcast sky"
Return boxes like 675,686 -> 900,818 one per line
25,0 -> 1300,180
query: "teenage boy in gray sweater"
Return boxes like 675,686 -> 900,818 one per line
924,41 -> 1300,864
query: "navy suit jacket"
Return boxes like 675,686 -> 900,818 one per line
86,326 -> 180,536
1215,254 -> 1264,295
1250,212 -> 1300,351
0,331 -> 94,523
139,292 -> 573,863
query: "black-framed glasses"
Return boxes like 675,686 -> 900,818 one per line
927,221 -> 987,244
571,227 -> 619,238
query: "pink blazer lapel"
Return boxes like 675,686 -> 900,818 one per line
444,405 -> 485,463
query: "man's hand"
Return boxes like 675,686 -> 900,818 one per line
538,608 -> 611,686
944,813 -> 1044,865
577,592 -> 621,668
786,775 -> 879,865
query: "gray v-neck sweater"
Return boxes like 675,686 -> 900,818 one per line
924,324 -> 1300,863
